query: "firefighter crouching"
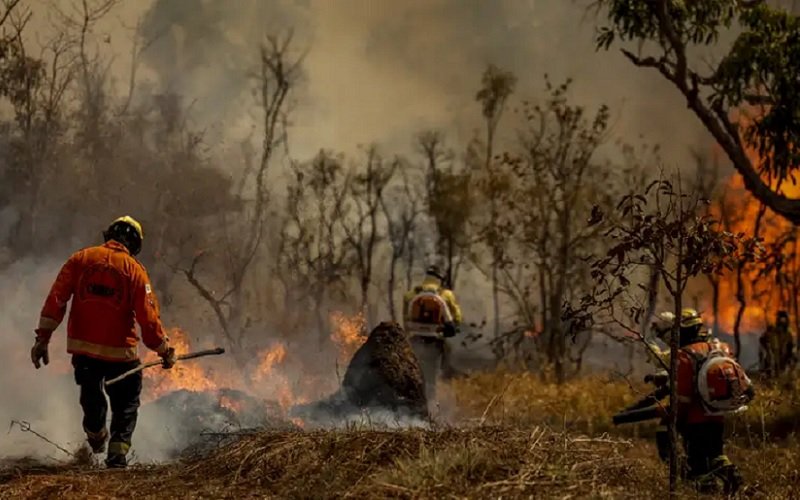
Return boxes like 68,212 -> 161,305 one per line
31,216 -> 177,468
402,265 -> 462,401
614,308 -> 754,494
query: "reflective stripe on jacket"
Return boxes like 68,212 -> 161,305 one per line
39,241 -> 168,361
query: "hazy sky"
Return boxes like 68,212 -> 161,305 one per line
28,0 -> 715,164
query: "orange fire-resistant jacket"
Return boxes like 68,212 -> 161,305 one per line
38,241 -> 169,362
675,340 -> 731,425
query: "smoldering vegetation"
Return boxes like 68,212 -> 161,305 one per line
2,1 -> 800,480
291,322 -> 429,426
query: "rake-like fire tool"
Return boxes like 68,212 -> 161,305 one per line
104,347 -> 226,387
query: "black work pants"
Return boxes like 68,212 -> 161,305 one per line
681,421 -> 724,477
72,355 -> 142,452
681,421 -> 741,493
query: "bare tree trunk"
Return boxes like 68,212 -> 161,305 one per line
492,243 -> 500,337
314,289 -> 326,349
641,264 -> 660,335
360,277 -> 370,329
733,263 -> 746,358
536,262 -> 549,376
710,275 -> 720,336
538,264 -> 548,335
669,244 -> 683,496
734,204 -> 767,358
388,252 -> 398,322
550,277 -> 567,384
405,237 -> 416,291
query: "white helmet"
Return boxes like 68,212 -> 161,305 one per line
652,311 -> 675,340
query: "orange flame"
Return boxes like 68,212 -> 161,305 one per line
254,343 -> 288,377
251,343 -> 295,410
139,324 -> 351,424
329,311 -> 366,365
143,328 -> 218,402
219,395 -> 245,414
707,141 -> 800,334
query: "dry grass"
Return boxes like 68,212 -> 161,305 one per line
447,369 -> 800,443
446,370 -> 644,434
1,370 -> 798,499
726,374 -> 800,443
0,428 -> 653,499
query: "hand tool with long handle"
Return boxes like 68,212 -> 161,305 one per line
105,347 -> 225,386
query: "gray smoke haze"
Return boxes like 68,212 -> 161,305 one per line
0,259 -> 83,459
70,0 -> 712,162
4,0 -> 759,461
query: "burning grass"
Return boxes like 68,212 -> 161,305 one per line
141,314 -> 366,412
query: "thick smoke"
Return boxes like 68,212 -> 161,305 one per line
2,0 -> 757,462
0,259 -> 82,459
127,0 -> 709,160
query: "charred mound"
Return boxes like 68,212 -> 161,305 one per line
292,321 -> 428,424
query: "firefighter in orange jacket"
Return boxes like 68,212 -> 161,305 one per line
646,309 -> 744,493
31,216 -> 176,468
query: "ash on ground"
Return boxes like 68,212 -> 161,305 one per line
137,388 -> 297,459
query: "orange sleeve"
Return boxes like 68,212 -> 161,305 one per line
131,263 -> 169,354
38,252 -> 82,337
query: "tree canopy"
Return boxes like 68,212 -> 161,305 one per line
596,0 -> 800,223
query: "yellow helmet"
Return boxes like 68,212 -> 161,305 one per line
104,216 -> 144,255
680,308 -> 703,328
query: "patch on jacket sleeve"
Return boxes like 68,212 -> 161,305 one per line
145,284 -> 152,294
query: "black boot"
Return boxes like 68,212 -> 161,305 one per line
105,442 -> 129,469
105,453 -> 127,469
713,459 -> 743,495
86,428 -> 108,454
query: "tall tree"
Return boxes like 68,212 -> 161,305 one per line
475,64 -> 516,339
595,1 -> 800,224
417,131 -> 473,287
381,159 -> 424,321
569,175 -> 760,494
497,78 -> 616,380
337,146 -> 396,327
181,34 -> 300,354
275,150 -> 351,345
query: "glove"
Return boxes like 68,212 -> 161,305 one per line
442,322 -> 458,338
160,346 -> 176,369
31,330 -> 51,369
